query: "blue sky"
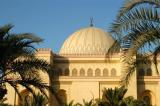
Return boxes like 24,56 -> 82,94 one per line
0,0 -> 124,53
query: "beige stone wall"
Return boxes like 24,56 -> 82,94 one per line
4,50 -> 160,106
53,55 -> 122,103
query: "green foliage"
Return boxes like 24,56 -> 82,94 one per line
124,96 -> 145,106
64,89 -> 147,106
101,86 -> 127,106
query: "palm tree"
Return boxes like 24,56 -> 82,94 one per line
109,0 -> 160,85
78,99 -> 94,106
0,24 -> 51,100
101,86 -> 127,106
31,93 -> 48,106
123,96 -> 146,106
20,92 -> 48,106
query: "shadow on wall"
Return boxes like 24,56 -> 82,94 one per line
136,55 -> 156,106
49,54 -> 69,106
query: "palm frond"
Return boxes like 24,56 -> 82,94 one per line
15,77 -> 49,98
111,7 -> 160,35
0,24 -> 13,39
5,80 -> 21,99
102,86 -> 127,105
31,93 -> 48,106
107,40 -> 121,55
11,58 -> 50,74
152,46 -> 160,74
118,0 -> 160,18
0,24 -> 53,105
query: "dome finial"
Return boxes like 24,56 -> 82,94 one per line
90,17 -> 94,27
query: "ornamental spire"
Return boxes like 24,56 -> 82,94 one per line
90,17 -> 94,27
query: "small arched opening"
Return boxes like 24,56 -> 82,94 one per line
79,68 -> 85,76
140,90 -> 155,106
87,68 -> 93,77
57,89 -> 67,105
103,68 -> 108,77
95,68 -> 101,76
72,68 -> 78,76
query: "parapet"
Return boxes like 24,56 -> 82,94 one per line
36,48 -> 53,54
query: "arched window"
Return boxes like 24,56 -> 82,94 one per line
57,89 -> 67,105
87,68 -> 93,77
139,68 -> 145,76
64,68 -> 69,76
103,68 -> 108,77
111,68 -> 116,76
146,68 -> 152,76
79,68 -> 85,76
143,95 -> 151,105
95,68 -> 101,76
72,68 -> 77,76
142,90 -> 152,105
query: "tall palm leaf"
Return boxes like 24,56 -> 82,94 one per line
109,0 -> 160,85
102,86 -> 127,106
31,93 -> 48,106
0,24 -> 52,100
82,99 -> 94,106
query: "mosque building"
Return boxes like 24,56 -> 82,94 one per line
5,24 -> 160,106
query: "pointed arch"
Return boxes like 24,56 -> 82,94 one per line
95,68 -> 101,76
103,68 -> 109,77
72,68 -> 77,76
79,68 -> 85,76
87,68 -> 93,77
57,89 -> 67,105
140,90 -> 155,106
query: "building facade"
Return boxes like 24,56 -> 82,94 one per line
5,26 -> 160,106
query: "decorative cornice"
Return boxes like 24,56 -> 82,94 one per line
53,76 -> 121,82
55,53 -> 121,58
37,48 -> 52,51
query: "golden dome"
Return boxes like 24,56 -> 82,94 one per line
59,27 -> 114,55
